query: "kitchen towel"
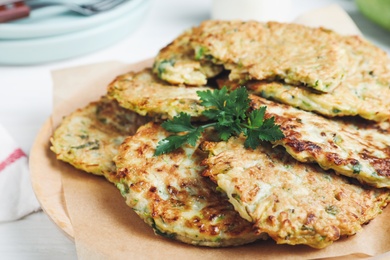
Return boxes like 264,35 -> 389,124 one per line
0,124 -> 40,222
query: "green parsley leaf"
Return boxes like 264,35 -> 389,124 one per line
215,124 -> 235,141
248,107 -> 266,128
154,87 -> 285,156
197,87 -> 228,109
161,112 -> 196,133
245,122 -> 285,149
258,123 -> 285,141
225,87 -> 250,120
244,129 -> 262,149
154,128 -> 203,156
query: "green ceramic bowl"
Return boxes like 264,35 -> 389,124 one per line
356,0 -> 390,30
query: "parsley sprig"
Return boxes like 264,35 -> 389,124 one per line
154,87 -> 284,156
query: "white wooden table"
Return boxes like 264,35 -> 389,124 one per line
0,0 -> 389,259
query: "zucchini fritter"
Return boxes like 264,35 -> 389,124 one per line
190,20 -> 350,92
157,20 -> 390,122
107,68 -> 212,120
114,122 -> 264,247
241,34 -> 390,122
201,137 -> 390,248
50,96 -> 147,183
249,95 -> 390,188
153,29 -> 223,85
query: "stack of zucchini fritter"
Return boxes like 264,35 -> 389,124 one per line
50,21 -> 390,249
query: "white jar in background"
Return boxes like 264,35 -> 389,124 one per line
211,0 -> 292,22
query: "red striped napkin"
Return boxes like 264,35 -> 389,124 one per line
0,125 -> 40,222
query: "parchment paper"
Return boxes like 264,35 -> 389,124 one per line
49,5 -> 390,259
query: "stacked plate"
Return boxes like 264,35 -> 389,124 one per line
0,0 -> 152,65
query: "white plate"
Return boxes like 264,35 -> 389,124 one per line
0,0 -> 151,65
0,0 -> 146,39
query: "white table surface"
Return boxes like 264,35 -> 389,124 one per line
0,0 -> 389,259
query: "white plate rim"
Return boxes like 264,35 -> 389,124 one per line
0,0 -> 151,64
0,0 -> 145,39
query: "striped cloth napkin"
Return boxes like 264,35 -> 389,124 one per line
0,124 -> 40,222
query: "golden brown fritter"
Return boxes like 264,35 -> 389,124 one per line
50,96 -> 148,183
249,95 -> 390,188
236,35 -> 390,122
190,20 -> 350,92
107,68 -> 211,120
201,137 -> 390,248
114,122 -> 265,247
151,20 -> 390,121
153,29 -> 223,85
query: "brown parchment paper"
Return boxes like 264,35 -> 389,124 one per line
40,4 -> 390,260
